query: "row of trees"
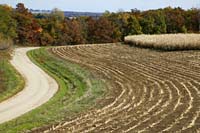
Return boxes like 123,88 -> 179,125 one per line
0,3 -> 199,46
106,7 -> 199,39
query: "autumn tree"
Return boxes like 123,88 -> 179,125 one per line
103,13 -> 123,40
118,13 -> 131,38
54,18 -> 85,45
1,3 -> 198,46
67,19 -> 85,44
86,17 -> 120,43
77,17 -> 89,43
14,3 -> 41,45
39,32 -> 54,46
184,8 -> 199,32
85,17 -> 97,43
164,7 -> 186,33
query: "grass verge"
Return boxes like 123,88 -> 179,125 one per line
0,48 -> 24,103
0,60 -> 24,103
0,47 -> 105,133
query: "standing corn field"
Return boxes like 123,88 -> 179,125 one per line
125,34 -> 200,51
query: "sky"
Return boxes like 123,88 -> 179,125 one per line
0,0 -> 199,12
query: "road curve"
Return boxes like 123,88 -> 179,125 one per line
0,47 -> 58,124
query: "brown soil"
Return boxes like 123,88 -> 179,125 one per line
36,44 -> 200,132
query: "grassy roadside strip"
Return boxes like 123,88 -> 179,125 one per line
0,48 -> 106,133
0,55 -> 24,103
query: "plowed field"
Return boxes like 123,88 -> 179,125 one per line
44,44 -> 200,132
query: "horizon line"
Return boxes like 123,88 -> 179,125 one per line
0,3 -> 198,13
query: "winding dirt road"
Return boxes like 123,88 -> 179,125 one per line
0,48 -> 58,124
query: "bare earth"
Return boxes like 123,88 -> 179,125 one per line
0,48 -> 58,124
38,44 -> 200,132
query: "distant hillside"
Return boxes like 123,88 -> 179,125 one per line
64,11 -> 102,18
30,9 -> 103,18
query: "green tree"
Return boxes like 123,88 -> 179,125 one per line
152,11 -> 167,34
127,16 -> 142,35
0,5 -> 17,39
140,15 -> 155,34
140,10 -> 167,34
51,8 -> 65,21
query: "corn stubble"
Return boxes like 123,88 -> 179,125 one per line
34,44 -> 200,132
125,34 -> 200,51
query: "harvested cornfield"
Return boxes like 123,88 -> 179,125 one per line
35,44 -> 200,132
125,34 -> 200,51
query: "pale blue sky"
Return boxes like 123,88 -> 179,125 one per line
0,0 -> 199,12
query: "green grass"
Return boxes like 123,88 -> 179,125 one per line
0,60 -> 24,103
0,47 -> 24,103
0,48 -> 106,133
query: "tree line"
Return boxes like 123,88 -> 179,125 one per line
0,3 -> 199,46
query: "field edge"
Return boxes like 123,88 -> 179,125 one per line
0,58 -> 25,103
0,47 -> 106,133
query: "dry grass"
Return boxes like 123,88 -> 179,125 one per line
0,39 -> 12,50
125,34 -> 200,51
0,33 -> 13,50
